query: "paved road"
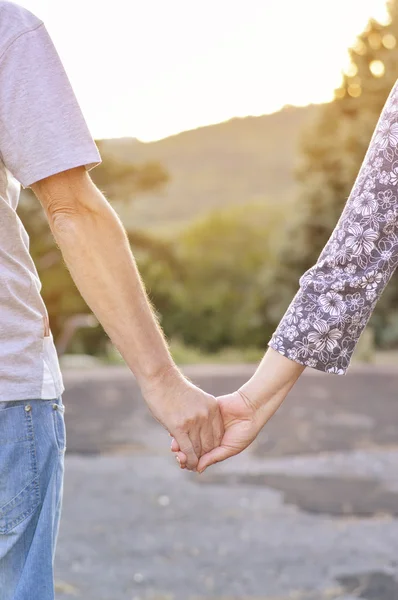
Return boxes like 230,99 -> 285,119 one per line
53,364 -> 398,600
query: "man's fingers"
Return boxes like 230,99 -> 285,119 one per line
188,430 -> 202,463
171,411 -> 223,459
173,432 -> 199,471
199,423 -> 214,456
196,446 -> 233,473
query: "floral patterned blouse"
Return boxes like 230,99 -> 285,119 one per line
268,82 -> 398,374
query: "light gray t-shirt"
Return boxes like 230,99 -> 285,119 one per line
0,1 -> 102,401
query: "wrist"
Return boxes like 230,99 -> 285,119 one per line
239,348 -> 306,410
237,382 -> 272,413
139,361 -> 185,397
237,382 -> 288,430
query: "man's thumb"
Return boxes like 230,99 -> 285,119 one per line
197,446 -> 232,473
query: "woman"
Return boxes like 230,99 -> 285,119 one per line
173,79 -> 398,472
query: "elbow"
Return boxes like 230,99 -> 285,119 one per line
47,195 -> 91,235
50,210 -> 81,237
48,188 -> 110,235
32,167 -> 109,231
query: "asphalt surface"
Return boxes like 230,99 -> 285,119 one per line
53,364 -> 398,600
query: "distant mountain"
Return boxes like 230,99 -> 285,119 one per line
98,104 -> 323,231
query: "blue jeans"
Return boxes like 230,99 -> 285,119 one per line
0,396 -> 65,600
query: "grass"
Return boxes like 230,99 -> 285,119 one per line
169,339 -> 263,365
102,338 -> 263,366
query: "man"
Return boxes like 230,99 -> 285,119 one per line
0,3 -> 224,598
175,72 -> 398,472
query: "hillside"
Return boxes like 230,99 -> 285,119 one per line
98,103 -> 322,230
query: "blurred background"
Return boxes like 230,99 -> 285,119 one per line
20,0 -> 398,598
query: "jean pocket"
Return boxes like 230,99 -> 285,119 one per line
52,400 -> 66,454
0,403 -> 41,534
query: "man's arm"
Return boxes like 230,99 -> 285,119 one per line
0,7 -> 223,467
31,166 -> 224,470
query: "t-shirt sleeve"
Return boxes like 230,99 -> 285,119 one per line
0,21 -> 102,189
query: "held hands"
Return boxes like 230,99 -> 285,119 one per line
171,389 -> 271,473
167,350 -> 305,472
170,350 -> 306,472
142,350 -> 301,473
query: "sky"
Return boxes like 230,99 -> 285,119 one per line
23,0 -> 389,142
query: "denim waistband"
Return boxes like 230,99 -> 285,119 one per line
0,396 -> 63,410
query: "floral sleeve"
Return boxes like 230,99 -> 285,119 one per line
268,81 -> 398,374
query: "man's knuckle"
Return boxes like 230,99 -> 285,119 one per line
179,415 -> 194,428
174,421 -> 189,434
199,408 -> 210,420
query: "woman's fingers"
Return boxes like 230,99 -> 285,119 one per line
174,450 -> 187,468
170,437 -> 180,452
173,432 -> 198,471
170,437 -> 188,468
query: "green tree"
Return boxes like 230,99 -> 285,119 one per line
140,202 -> 285,351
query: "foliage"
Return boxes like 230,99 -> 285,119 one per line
140,202 -> 286,351
103,338 -> 263,366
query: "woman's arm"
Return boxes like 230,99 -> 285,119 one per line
269,81 -> 398,374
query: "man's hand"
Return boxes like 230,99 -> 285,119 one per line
170,389 -> 269,473
142,366 -> 224,472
